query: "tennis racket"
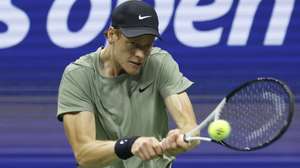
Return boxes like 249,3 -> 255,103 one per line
184,77 -> 294,151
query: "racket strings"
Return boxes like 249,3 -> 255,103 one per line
220,81 -> 291,150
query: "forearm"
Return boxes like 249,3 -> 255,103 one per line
163,93 -> 200,156
76,140 -> 117,168
173,108 -> 197,133
165,93 -> 197,133
63,112 -> 119,168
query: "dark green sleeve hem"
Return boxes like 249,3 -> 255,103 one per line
161,77 -> 194,98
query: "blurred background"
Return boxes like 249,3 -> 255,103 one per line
0,0 -> 299,167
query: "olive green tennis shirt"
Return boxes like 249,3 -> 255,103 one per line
57,47 -> 193,168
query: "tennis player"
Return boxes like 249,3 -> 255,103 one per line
57,1 -> 198,168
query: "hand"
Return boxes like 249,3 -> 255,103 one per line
160,129 -> 199,156
131,137 -> 163,160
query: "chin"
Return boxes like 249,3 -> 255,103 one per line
126,68 -> 140,76
127,70 -> 139,76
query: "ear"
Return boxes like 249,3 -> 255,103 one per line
106,27 -> 120,44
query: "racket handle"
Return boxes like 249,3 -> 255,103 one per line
184,134 -> 212,142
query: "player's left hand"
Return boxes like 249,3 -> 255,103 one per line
160,129 -> 199,156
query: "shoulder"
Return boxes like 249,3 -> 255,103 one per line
148,47 -> 173,64
61,51 -> 99,86
140,47 -> 175,82
144,47 -> 174,72
144,47 -> 178,72
63,51 -> 98,77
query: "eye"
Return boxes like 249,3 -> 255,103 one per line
127,42 -> 136,48
145,44 -> 152,49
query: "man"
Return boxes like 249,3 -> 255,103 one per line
57,1 -> 199,168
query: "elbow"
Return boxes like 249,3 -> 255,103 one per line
75,151 -> 93,168
75,151 -> 108,168
75,152 -> 87,167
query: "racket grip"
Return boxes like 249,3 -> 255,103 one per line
183,135 -> 212,142
183,134 -> 189,143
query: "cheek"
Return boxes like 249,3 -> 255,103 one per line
115,50 -> 131,65
116,42 -> 131,55
113,44 -> 128,60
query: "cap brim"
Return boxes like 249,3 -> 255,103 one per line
120,27 -> 160,38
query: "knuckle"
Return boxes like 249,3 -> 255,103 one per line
149,152 -> 156,157
146,139 -> 153,144
150,137 -> 155,141
172,143 -> 178,148
137,145 -> 145,152
144,154 -> 150,160
154,144 -> 160,149
141,141 -> 148,146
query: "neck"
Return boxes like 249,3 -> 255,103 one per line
99,46 -> 123,77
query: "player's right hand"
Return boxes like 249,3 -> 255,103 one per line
131,137 -> 163,160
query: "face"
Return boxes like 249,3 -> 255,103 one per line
111,30 -> 155,75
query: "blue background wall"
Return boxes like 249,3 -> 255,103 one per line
0,0 -> 299,167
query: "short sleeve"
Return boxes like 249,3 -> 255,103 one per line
157,54 -> 193,98
57,67 -> 95,121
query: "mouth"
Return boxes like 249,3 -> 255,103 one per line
129,61 -> 142,67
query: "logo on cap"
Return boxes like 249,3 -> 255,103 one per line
138,14 -> 152,20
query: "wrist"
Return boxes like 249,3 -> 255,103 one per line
114,136 -> 140,160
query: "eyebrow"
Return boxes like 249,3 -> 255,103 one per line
126,39 -> 153,46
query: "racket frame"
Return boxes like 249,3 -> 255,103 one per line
184,77 -> 294,151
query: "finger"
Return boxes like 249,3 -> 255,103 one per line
131,138 -> 155,160
166,136 -> 177,149
150,138 -> 164,158
132,144 -> 148,160
138,150 -> 148,160
141,141 -> 154,160
167,129 -> 181,136
147,146 -> 157,159
136,144 -> 150,160
168,133 -> 179,149
165,138 -> 172,149
176,134 -> 189,147
144,139 -> 161,160
177,134 -> 197,150
160,138 -> 167,152
152,139 -> 163,155
171,141 -> 178,149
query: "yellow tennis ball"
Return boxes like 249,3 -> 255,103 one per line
208,120 -> 231,141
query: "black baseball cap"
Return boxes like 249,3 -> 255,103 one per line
112,0 -> 160,38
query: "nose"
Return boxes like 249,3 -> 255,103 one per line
133,49 -> 145,60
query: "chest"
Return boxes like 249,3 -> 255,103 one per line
89,77 -> 167,138
92,78 -> 162,122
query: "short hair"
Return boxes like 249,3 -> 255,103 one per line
103,27 -> 121,38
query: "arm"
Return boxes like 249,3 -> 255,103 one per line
63,112 -> 117,168
161,92 -> 200,156
63,111 -> 164,167
164,92 -> 197,132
